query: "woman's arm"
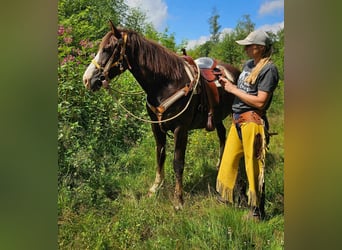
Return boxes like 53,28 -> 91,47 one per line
219,77 -> 270,110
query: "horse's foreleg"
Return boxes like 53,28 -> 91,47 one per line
148,125 -> 166,196
173,127 -> 188,210
215,121 -> 227,170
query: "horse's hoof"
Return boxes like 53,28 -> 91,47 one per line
173,197 -> 184,211
147,191 -> 154,198
148,181 -> 164,197
174,203 -> 183,211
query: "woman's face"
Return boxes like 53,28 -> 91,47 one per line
244,44 -> 265,59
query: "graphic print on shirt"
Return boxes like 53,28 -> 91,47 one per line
237,70 -> 257,95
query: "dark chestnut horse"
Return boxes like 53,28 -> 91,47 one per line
83,21 -> 240,209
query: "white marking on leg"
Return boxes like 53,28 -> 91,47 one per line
148,171 -> 164,195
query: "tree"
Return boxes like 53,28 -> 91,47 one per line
271,28 -> 284,80
122,7 -> 148,34
194,41 -> 214,58
187,14 -> 257,66
207,15 -> 256,67
235,14 -> 255,39
159,28 -> 177,51
209,33 -> 240,65
208,8 -> 221,44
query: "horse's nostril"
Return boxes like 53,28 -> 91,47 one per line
83,78 -> 90,89
100,75 -> 105,81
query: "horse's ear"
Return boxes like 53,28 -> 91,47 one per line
109,20 -> 122,39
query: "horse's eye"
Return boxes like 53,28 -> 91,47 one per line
103,47 -> 111,53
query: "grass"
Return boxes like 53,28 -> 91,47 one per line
58,189 -> 284,249
58,81 -> 284,249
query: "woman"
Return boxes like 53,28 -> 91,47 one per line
216,30 -> 279,221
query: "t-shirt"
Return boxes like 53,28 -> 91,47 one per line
232,59 -> 279,114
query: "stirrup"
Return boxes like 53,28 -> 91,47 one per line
206,112 -> 215,131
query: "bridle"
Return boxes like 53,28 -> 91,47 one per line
91,32 -> 131,81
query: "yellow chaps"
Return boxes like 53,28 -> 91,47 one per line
216,121 -> 266,207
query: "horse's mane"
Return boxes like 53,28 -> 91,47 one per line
102,28 -> 185,81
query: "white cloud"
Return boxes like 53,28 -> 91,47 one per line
259,0 -> 284,16
124,0 -> 168,30
186,28 -> 234,50
220,28 -> 234,36
186,35 -> 210,50
257,21 -> 284,34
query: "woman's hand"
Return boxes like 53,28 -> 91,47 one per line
219,75 -> 271,109
219,76 -> 236,93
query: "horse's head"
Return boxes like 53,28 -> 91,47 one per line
83,21 -> 130,91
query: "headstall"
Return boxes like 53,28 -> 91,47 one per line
92,32 -> 131,80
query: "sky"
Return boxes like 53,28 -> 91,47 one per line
124,0 -> 284,49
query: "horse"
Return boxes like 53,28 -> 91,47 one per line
83,21 -> 241,209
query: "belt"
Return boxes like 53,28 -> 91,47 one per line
233,110 -> 264,125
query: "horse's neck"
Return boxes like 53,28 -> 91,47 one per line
128,66 -> 161,93
128,57 -> 175,94
126,38 -> 187,104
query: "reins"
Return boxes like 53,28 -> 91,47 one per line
107,65 -> 201,124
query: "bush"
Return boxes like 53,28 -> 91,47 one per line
58,24 -> 149,208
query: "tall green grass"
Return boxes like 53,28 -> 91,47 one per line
58,81 -> 284,249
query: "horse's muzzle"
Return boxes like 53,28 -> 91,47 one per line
90,77 -> 103,91
83,73 -> 109,91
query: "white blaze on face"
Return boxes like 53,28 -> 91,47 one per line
83,52 -> 100,89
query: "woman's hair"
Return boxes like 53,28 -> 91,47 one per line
245,44 -> 273,84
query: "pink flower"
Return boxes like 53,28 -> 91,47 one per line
61,55 -> 75,65
79,39 -> 88,47
63,36 -> 73,44
79,39 -> 94,49
58,25 -> 65,36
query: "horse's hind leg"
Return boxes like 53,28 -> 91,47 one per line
215,121 -> 227,170
148,124 -> 166,196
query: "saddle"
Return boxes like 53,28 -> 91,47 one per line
195,57 -> 221,103
195,57 -> 224,131
181,56 -> 227,131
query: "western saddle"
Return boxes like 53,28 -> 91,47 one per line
183,56 -> 230,131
